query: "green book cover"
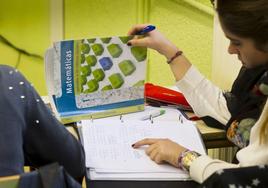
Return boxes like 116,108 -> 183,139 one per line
45,36 -> 147,123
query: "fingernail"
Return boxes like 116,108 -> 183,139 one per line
127,42 -> 132,46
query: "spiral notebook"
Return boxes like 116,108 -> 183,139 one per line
78,106 -> 206,180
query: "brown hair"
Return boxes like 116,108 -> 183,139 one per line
212,0 -> 268,52
211,0 -> 268,143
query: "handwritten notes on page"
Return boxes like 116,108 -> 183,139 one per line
80,118 -> 206,180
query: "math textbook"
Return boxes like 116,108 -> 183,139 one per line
45,36 -> 147,123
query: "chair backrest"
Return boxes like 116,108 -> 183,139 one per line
0,175 -> 19,188
0,163 -> 81,188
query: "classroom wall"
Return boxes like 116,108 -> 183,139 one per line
65,0 -> 213,86
148,0 -> 213,86
0,0 -> 50,95
212,14 -> 241,90
0,0 -> 213,95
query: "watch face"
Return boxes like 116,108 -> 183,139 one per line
181,151 -> 201,171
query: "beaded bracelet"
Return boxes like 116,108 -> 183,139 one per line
167,50 -> 183,64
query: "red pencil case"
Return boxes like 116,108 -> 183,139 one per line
144,83 -> 192,111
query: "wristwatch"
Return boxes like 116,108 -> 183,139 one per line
178,149 -> 201,171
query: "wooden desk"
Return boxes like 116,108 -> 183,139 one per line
196,120 -> 234,149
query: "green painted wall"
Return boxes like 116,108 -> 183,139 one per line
196,0 -> 213,6
0,0 -> 213,95
148,0 -> 213,86
0,0 -> 50,95
65,0 -> 213,86
64,0 -> 138,39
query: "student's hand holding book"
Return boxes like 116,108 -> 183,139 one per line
127,24 -> 179,61
127,24 -> 191,81
132,138 -> 187,167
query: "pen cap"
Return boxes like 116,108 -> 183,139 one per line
159,109 -> 165,115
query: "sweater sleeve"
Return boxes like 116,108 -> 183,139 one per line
190,100 -> 268,183
189,155 -> 238,183
176,66 -> 231,125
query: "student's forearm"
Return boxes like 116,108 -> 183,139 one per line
161,44 -> 192,81
169,55 -> 192,81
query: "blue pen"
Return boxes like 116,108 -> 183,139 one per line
135,25 -> 156,35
